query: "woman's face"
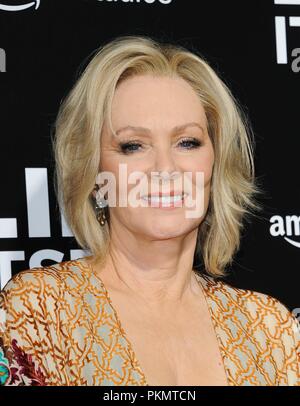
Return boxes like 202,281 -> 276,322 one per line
99,74 -> 215,240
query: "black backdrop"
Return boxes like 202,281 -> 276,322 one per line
0,0 -> 299,318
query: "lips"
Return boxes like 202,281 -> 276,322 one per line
141,191 -> 185,198
140,192 -> 188,207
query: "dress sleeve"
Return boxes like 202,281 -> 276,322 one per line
273,298 -> 300,386
286,310 -> 300,385
0,269 -> 68,386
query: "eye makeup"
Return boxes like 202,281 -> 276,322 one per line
118,137 -> 203,155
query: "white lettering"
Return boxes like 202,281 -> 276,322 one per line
0,1 -> 40,11
0,48 -> 6,72
25,168 -> 51,237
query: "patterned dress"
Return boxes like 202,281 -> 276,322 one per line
0,257 -> 299,386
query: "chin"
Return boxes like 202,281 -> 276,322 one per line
141,223 -> 191,239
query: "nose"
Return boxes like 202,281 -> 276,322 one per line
149,147 -> 182,190
152,146 -> 179,178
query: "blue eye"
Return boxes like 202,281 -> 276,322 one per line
178,138 -> 202,149
118,138 -> 202,154
119,142 -> 142,154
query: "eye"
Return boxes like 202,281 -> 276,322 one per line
119,141 -> 143,154
178,137 -> 202,149
118,137 -> 202,154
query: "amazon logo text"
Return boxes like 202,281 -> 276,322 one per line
270,214 -> 300,248
0,0 -> 40,11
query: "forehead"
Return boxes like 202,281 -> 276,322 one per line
110,75 -> 207,128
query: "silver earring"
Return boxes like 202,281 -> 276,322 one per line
94,186 -> 108,226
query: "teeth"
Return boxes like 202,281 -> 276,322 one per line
141,194 -> 186,203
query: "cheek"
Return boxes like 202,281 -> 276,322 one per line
200,155 -> 214,184
100,158 -> 145,200
183,148 -> 214,185
99,152 -> 125,181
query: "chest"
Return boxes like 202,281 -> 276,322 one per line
108,294 -> 229,386
131,321 -> 228,386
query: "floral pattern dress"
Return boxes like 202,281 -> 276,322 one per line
0,257 -> 299,386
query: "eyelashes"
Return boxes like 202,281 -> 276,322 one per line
118,138 -> 202,154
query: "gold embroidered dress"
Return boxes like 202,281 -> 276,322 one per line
0,257 -> 299,386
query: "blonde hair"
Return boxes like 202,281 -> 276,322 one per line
52,35 -> 264,278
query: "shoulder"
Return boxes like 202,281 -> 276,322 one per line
219,277 -> 296,323
1,257 -> 90,292
0,259 -> 90,386
202,273 -> 293,315
0,258 -> 92,311
201,274 -> 300,384
213,276 -> 300,353
214,276 -> 297,325
200,273 -> 300,338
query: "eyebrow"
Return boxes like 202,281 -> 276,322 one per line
115,122 -> 204,136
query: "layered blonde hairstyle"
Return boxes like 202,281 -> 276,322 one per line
52,35 -> 263,278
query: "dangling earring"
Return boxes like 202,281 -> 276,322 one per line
94,185 -> 108,226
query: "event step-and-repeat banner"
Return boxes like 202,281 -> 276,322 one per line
0,0 -> 299,319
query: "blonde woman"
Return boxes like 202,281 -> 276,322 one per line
0,35 -> 299,386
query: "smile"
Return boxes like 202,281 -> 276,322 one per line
141,192 -> 188,208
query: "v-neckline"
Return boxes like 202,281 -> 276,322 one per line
79,256 -> 230,386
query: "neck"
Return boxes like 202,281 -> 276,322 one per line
91,223 -> 200,309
